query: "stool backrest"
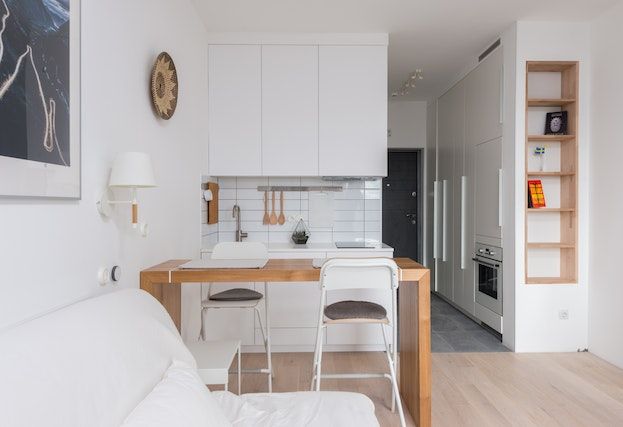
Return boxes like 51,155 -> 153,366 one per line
319,258 -> 399,291
211,242 -> 268,260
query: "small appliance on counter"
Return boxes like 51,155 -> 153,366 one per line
334,241 -> 376,249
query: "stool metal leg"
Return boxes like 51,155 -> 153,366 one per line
264,283 -> 273,392
381,324 -> 406,427
237,343 -> 242,395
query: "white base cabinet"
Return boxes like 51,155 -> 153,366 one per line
196,246 -> 394,352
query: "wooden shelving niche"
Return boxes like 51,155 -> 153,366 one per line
525,61 -> 579,285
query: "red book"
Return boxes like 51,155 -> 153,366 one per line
528,180 -> 546,208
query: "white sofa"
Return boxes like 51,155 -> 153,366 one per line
0,289 -> 379,426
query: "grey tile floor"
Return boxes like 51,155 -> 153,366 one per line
431,293 -> 509,353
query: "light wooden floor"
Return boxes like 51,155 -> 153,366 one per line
221,352 -> 623,427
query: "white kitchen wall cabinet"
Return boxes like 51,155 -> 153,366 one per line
262,46 -> 319,176
465,48 -> 503,147
208,45 -> 262,176
207,35 -> 388,177
319,46 -> 388,177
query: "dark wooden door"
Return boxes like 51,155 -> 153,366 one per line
382,150 -> 422,261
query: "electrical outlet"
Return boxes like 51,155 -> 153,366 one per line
559,309 -> 569,320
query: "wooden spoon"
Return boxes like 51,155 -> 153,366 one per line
269,191 -> 278,225
262,191 -> 270,225
278,191 -> 286,225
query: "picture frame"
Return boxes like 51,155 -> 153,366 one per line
0,0 -> 81,199
544,111 -> 568,135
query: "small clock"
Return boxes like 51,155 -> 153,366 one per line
150,52 -> 178,120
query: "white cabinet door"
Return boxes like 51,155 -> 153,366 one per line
465,48 -> 503,147
319,46 -> 388,177
208,45 -> 262,176
262,46 -> 319,176
475,137 -> 502,240
436,88 -> 456,302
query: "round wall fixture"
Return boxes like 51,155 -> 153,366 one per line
150,52 -> 178,120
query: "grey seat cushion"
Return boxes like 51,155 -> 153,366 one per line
324,300 -> 387,320
209,288 -> 263,301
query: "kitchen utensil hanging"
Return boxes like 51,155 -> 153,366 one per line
263,191 -> 270,225
269,191 -> 278,225
278,191 -> 286,225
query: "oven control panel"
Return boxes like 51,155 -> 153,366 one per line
475,243 -> 503,263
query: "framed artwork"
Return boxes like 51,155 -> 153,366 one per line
0,0 -> 80,199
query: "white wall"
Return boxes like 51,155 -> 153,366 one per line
500,24 -> 517,350
588,2 -> 623,368
0,0 -> 208,329
513,21 -> 590,352
388,101 -> 427,149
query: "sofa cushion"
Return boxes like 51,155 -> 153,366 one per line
0,289 -> 196,427
122,360 -> 231,427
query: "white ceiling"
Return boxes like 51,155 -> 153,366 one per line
192,0 -> 619,100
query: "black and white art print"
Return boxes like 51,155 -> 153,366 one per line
0,0 -> 80,198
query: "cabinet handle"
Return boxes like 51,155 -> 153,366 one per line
433,181 -> 440,260
442,179 -> 448,263
461,176 -> 467,270
498,169 -> 503,227
499,65 -> 504,124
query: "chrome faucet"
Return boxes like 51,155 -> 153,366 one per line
232,204 -> 248,242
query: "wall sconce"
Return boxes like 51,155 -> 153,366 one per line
97,152 -> 156,230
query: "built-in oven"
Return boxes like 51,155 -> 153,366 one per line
473,243 -> 503,316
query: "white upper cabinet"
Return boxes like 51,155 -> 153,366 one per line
319,46 -> 388,177
262,46 -> 319,176
207,36 -> 388,177
465,48 -> 503,147
208,45 -> 262,176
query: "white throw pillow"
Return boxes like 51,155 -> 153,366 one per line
122,360 -> 232,427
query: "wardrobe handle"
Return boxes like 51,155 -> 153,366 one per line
461,176 -> 467,270
498,169 -> 503,227
433,181 -> 440,260
442,179 -> 448,262
499,65 -> 504,124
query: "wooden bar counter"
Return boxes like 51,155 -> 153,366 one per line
140,257 -> 431,426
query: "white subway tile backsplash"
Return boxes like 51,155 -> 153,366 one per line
334,210 -> 365,222
333,221 -> 365,232
204,176 -> 383,246
335,200 -> 365,211
364,199 -> 382,211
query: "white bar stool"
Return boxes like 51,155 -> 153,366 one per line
311,258 -> 406,427
186,340 -> 241,393
198,242 -> 273,393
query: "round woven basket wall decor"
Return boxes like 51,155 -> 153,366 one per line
150,52 -> 178,120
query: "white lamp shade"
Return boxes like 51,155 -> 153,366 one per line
109,152 -> 156,188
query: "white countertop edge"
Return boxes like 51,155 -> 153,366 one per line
201,242 -> 394,253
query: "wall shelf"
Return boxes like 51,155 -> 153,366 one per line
527,98 -> 576,107
525,61 -> 579,285
527,171 -> 575,177
527,208 -> 575,212
526,277 -> 577,285
528,135 -> 576,142
527,242 -> 575,249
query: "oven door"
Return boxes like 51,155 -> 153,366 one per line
473,257 -> 503,315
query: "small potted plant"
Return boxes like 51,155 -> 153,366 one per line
291,218 -> 310,245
